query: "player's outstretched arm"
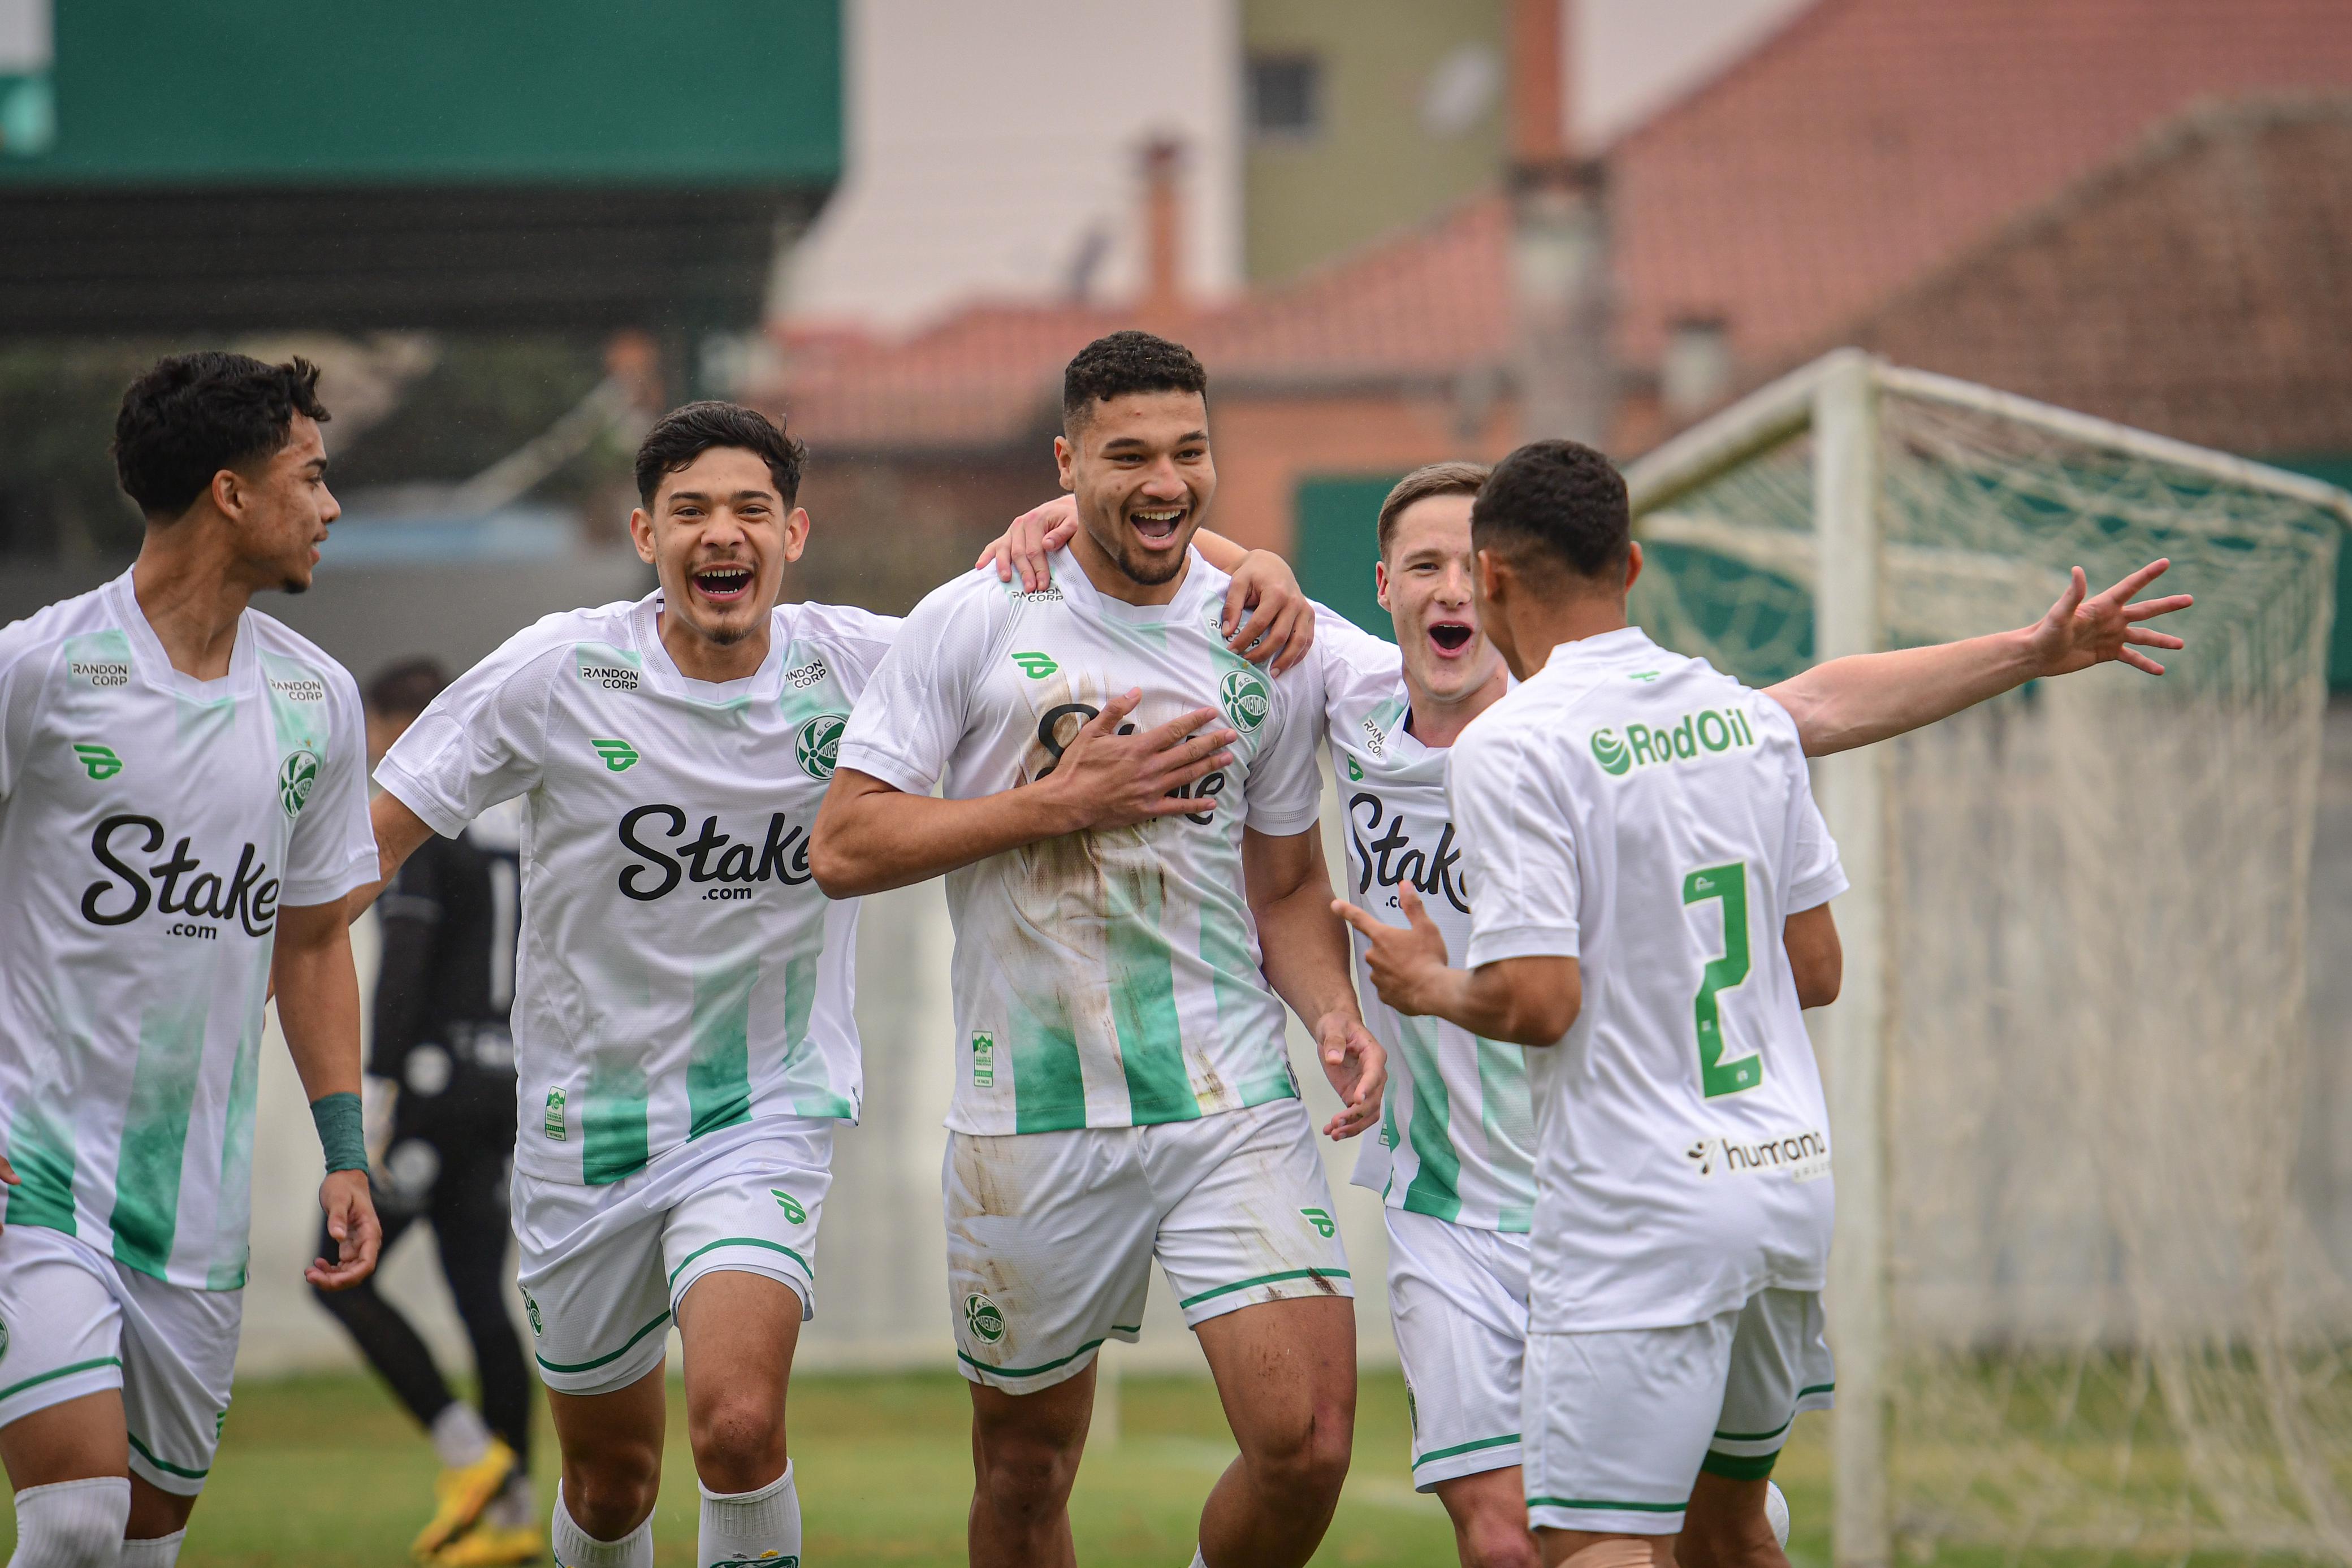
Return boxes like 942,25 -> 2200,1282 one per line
340,789 -> 441,925
1766,558 -> 2193,757
974,493 -> 1317,672
810,692 -> 1237,898
1784,903 -> 1843,1010
271,896 -> 384,1292
1246,826 -> 1386,1138
1334,888 -> 1581,1048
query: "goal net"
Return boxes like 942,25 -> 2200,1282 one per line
1624,351 -> 2350,1565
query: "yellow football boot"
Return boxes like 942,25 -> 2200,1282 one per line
411,1437 -> 517,1560
431,1522 -> 546,1565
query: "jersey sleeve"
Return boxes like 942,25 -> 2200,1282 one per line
1308,603 -> 1404,733
1451,720 -> 1583,968
374,627 -> 563,838
802,603 -> 903,703
834,576 -> 996,795
0,614 -> 54,803
1772,712 -> 1849,913
282,664 -> 380,907
1243,656 -> 1328,836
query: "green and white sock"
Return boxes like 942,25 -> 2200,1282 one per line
119,1530 -> 187,1566
698,1461 -> 800,1567
552,1484 -> 652,1568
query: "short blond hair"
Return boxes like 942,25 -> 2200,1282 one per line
1376,462 -> 1490,557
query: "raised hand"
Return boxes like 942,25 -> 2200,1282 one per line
1314,1011 -> 1387,1139
975,495 -> 1079,592
306,1167 -> 382,1290
2029,558 -> 2193,678
1040,690 -> 1235,833
1334,886 -> 1453,1018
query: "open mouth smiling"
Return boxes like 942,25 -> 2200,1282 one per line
1428,621 -> 1474,655
1128,505 -> 1186,545
693,564 -> 755,604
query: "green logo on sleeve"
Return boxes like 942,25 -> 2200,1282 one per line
72,742 -> 123,781
1219,668 -> 1269,731
1590,728 -> 1631,776
1009,651 -> 1058,679
590,738 -> 639,773
521,1288 -> 543,1336
1344,756 -> 1362,781
794,714 -> 847,780
1300,1207 -> 1336,1238
278,748 -> 319,817
543,1088 -> 568,1140
965,1293 -> 1006,1344
771,1189 -> 808,1224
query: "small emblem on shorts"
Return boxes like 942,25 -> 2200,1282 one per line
521,1288 -> 543,1336
278,748 -> 319,817
793,713 -> 847,781
543,1088 -> 568,1141
74,742 -> 123,781
1300,1207 -> 1335,1238
965,1293 -> 1006,1344
971,1032 -> 996,1088
771,1189 -> 807,1224
590,738 -> 639,773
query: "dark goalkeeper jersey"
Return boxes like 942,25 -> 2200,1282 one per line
369,802 -> 522,1131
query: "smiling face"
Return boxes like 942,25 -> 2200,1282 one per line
629,445 -> 807,656
1053,389 -> 1215,599
224,413 -> 339,594
1378,492 -> 1504,707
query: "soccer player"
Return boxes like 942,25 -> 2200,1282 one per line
0,353 -> 382,1567
811,331 -> 1385,1568
310,659 -> 538,1566
1340,439 -> 1986,1567
985,459 -> 2190,1568
359,397 -> 1309,1568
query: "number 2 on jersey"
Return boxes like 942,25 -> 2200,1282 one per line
1682,861 -> 1762,1097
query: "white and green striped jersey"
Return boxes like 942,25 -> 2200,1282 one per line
0,572 -> 376,1289
1311,608 -> 1537,1234
375,592 -> 895,1186
836,550 -> 1326,1136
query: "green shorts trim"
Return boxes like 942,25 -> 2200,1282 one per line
1525,1496 -> 1686,1514
534,1309 -> 672,1375
127,1429 -> 209,1480
1177,1267 -> 1350,1310
0,1354 -> 123,1405
665,1236 -> 813,1289
956,1323 -> 1144,1381
1700,1448 -> 1781,1481
1715,1380 -> 1835,1443
1413,1432 -> 1520,1470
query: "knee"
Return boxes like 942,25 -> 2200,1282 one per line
562,1443 -> 662,1537
1244,1400 -> 1353,1505
973,1429 -> 1083,1523
687,1390 -> 788,1493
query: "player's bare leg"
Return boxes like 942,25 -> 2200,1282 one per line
1,1389 -> 198,1554
1192,1296 -> 1356,1568
1534,1528 -> 1675,1566
966,1359 -> 1098,1568
545,1367 -> 666,1542
1676,1471 -> 1788,1568
1435,1465 -> 1542,1568
678,1270 -> 805,1562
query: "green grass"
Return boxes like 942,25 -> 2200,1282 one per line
5,1368 -> 1608,1566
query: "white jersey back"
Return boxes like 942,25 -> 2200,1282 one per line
377,594 -> 895,1186
0,573 -> 375,1288
1450,627 -> 1847,1333
1313,609 -> 1535,1234
837,550 -> 1325,1136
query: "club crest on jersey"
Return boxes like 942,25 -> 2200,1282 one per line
591,738 -> 640,773
277,748 -> 319,817
1590,705 -> 1757,778
1219,668 -> 1269,732
794,713 -> 847,780
965,1293 -> 1006,1344
73,742 -> 123,781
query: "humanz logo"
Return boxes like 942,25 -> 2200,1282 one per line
81,815 -> 280,936
615,805 -> 814,900
1033,703 -> 1223,825
1346,792 -> 1467,915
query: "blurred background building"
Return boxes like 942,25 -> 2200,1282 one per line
2,0 -> 2349,1386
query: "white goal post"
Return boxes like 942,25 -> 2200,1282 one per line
1623,350 -> 2351,1568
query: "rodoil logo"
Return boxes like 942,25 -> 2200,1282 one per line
1591,704 -> 1758,778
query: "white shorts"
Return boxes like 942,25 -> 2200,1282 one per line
945,1096 -> 1353,1393
0,1224 -> 240,1497
1523,1288 -> 1834,1536
1387,1208 -> 1529,1490
512,1116 -> 833,1397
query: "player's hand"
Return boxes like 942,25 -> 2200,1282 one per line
1041,690 -> 1235,833
2026,558 -> 2191,678
976,495 -> 1079,593
0,1151 -> 18,1235
1313,1011 -> 1386,1140
1221,551 -> 1315,674
1334,887 -> 1453,1017
308,1168 -> 382,1290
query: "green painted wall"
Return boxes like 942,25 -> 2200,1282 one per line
1295,474 -> 1401,640
1243,0 -> 1503,283
1,1 -> 840,186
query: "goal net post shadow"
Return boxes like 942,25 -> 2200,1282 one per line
1624,349 -> 2352,1567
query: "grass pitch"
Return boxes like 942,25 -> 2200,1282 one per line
0,1367 -> 1838,1565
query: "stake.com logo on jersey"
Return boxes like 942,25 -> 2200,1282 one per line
79,815 -> 281,939
613,804 -> 816,902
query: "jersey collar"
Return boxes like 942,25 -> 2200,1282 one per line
1047,544 -> 1212,626
1540,625 -> 1658,675
631,591 -> 786,707
106,568 -> 253,704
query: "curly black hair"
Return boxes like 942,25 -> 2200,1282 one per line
113,352 -> 331,521
634,401 -> 807,507
1469,439 -> 1631,581
1061,330 -> 1208,431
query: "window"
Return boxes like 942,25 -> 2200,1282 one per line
1248,53 -> 1323,142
